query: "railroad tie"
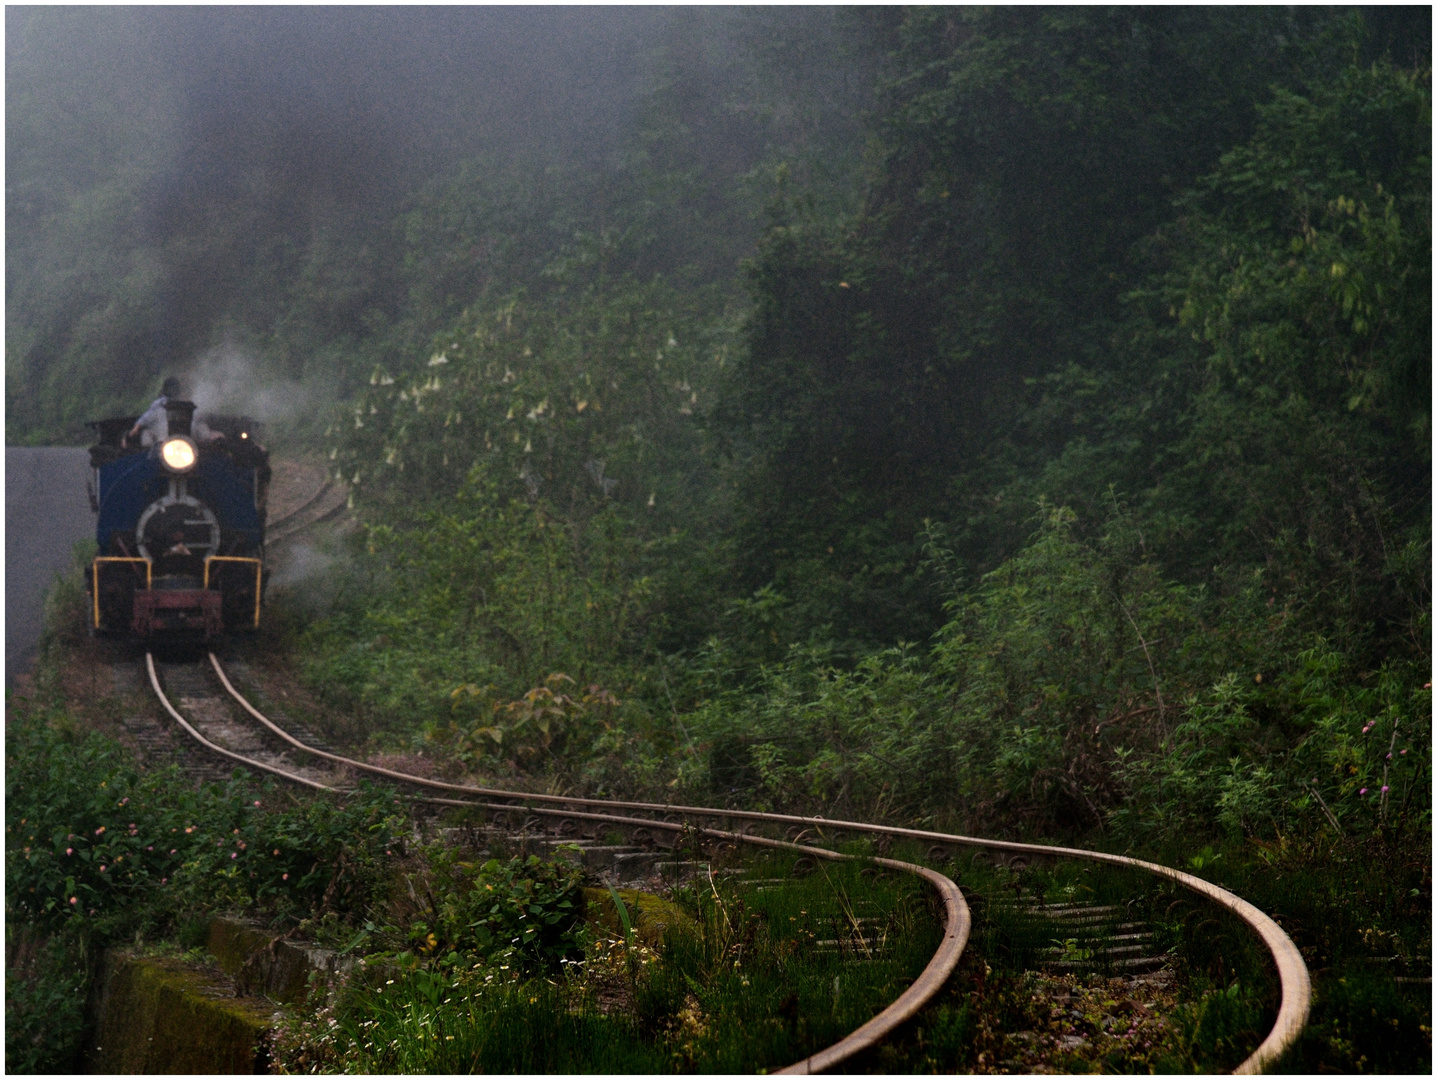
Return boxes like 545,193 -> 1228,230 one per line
1006,900 -> 1167,975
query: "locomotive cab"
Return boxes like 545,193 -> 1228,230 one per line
85,400 -> 270,640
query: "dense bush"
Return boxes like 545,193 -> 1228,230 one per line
417,851 -> 587,968
5,928 -> 87,1074
678,504 -> 1431,845
299,47 -> 1428,859
5,702 -> 407,937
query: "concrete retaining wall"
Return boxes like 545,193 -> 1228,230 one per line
85,952 -> 275,1074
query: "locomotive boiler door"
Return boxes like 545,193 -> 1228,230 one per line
135,493 -> 221,560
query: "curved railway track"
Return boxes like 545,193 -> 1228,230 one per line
144,650 -> 1310,1074
265,478 -> 332,535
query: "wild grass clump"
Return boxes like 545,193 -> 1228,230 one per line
276,852 -> 941,1073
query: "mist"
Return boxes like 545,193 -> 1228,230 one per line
7,6 -> 870,443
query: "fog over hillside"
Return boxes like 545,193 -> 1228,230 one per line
7,6 -> 872,442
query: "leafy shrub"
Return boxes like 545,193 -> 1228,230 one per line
419,852 -> 587,969
445,673 -> 622,770
679,501 -> 1431,851
6,700 -> 407,938
299,484 -> 657,738
5,927 -> 87,1074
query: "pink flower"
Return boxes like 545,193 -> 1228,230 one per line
95,826 -> 105,835
1401,749 -> 1408,756
1359,788 -> 1369,795
169,849 -> 176,855
66,848 -> 73,856
147,846 -> 154,851
282,873 -> 289,880
69,897 -> 78,905
161,877 -> 167,884
230,852 -> 238,859
99,865 -> 106,873
1381,785 -> 1390,794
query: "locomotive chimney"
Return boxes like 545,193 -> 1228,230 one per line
165,399 -> 197,437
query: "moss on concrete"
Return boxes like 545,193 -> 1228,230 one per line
582,886 -> 696,948
206,918 -> 274,976
206,918 -> 319,1004
88,953 -> 274,1073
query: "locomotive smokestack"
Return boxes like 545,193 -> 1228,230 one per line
165,399 -> 197,437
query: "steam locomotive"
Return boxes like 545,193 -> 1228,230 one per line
85,399 -> 272,640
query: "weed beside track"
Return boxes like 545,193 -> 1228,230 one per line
275,852 -> 941,1073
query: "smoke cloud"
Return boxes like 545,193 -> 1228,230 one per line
184,340 -> 332,431
266,540 -> 335,590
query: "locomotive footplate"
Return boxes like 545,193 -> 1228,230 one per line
132,589 -> 224,638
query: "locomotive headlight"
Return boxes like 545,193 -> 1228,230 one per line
160,436 -> 197,473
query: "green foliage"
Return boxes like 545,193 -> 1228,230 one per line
5,701 -> 407,938
722,8 -> 1383,646
299,485 -> 658,740
1157,982 -> 1268,1072
5,927 -> 88,1074
410,852 -> 587,970
331,278 -> 726,520
682,502 -> 1430,848
281,970 -> 670,1075
1034,59 -> 1430,646
446,674 -> 622,770
278,853 -> 939,1074
279,62 -> 1426,1079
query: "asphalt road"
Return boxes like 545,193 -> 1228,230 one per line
6,447 -> 95,681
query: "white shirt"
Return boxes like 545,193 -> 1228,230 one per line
133,396 -> 169,446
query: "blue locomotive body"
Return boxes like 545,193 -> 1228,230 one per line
95,449 -> 264,555
86,403 -> 271,640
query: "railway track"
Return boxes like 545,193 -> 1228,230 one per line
140,649 -> 1311,1074
264,465 -> 350,548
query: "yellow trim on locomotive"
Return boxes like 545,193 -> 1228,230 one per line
91,557 -> 152,629
203,555 -> 264,628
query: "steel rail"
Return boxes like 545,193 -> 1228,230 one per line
151,655 -> 969,1074
265,478 -> 333,535
269,496 -> 349,546
202,651 -> 1309,1073
410,793 -> 971,1074
146,654 -> 333,793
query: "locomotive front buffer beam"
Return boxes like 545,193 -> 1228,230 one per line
88,555 -> 255,640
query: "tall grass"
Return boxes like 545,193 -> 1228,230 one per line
278,851 -> 941,1073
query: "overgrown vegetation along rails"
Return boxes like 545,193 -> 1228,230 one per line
275,852 -> 948,1074
286,27 -> 1430,847
4,694 -> 409,1071
8,7 -> 1430,1074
